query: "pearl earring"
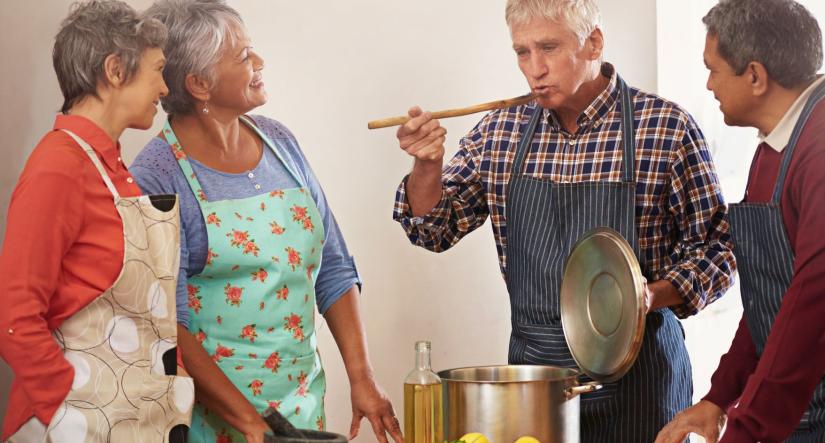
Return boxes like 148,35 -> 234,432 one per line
202,101 -> 209,114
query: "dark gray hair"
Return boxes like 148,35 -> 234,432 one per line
505,0 -> 601,46
144,0 -> 244,116
703,0 -> 823,89
53,0 -> 168,114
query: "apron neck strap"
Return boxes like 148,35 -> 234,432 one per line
238,116 -> 305,186
771,79 -> 825,204
617,76 -> 637,183
511,75 -> 637,183
60,129 -> 121,200
511,104 -> 543,174
162,120 -> 204,199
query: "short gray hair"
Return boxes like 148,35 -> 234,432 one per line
703,0 -> 823,89
53,0 -> 167,114
505,0 -> 601,45
144,0 -> 244,115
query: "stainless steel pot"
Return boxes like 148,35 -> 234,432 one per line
438,365 -> 600,443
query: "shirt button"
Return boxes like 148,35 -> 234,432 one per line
7,328 -> 13,335
126,177 -> 134,184
254,184 -> 261,190
248,172 -> 255,179
117,156 -> 122,162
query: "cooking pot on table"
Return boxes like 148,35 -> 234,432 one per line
439,228 -> 647,443
439,365 -> 600,443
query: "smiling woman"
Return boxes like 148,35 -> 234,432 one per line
0,1 -> 195,442
128,1 -> 403,443
52,1 -> 169,128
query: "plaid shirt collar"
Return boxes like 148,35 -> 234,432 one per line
544,63 -> 620,133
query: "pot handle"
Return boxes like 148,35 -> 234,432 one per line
564,382 -> 602,400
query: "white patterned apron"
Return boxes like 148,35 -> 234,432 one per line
7,129 -> 194,443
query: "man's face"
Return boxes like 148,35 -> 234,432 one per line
511,16 -> 597,109
704,34 -> 754,127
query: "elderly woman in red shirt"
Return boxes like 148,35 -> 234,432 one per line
0,1 -> 193,442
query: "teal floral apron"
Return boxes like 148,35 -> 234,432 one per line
163,117 -> 326,443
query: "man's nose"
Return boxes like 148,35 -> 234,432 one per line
527,53 -> 549,79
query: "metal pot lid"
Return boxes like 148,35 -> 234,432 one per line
560,227 -> 646,383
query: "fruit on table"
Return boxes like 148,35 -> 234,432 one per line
459,433 -> 490,443
514,437 -> 540,443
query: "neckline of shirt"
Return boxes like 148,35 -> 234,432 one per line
53,114 -> 123,171
760,74 -> 825,152
185,144 -> 270,178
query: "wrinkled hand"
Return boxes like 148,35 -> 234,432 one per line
397,106 -> 446,165
349,377 -> 404,443
237,413 -> 271,443
655,400 -> 726,443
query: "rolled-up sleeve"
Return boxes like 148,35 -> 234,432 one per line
658,116 -> 737,318
392,121 -> 490,253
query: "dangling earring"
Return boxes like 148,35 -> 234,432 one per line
202,101 -> 210,114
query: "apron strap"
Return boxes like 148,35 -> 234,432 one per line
617,76 -> 637,183
162,120 -> 205,200
163,116 -> 307,202
772,79 -> 825,203
511,75 -> 638,183
238,116 -> 306,187
60,129 -> 121,200
511,104 -> 543,174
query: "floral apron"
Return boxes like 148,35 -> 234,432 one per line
163,117 -> 326,443
8,129 -> 194,442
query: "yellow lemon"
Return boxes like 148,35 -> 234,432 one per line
459,432 -> 490,443
515,437 -> 541,443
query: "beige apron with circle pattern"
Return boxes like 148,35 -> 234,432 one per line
7,129 -> 194,443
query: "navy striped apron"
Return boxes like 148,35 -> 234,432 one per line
506,77 -> 692,443
727,80 -> 825,442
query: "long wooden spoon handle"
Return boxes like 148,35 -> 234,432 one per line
367,93 -> 537,130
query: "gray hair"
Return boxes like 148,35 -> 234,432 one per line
53,0 -> 167,114
703,0 -> 823,89
144,0 -> 244,115
505,0 -> 602,45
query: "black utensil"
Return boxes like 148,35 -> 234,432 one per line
262,408 -> 348,443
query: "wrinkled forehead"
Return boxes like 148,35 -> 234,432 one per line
509,16 -> 578,45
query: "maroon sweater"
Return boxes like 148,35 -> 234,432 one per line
704,99 -> 825,441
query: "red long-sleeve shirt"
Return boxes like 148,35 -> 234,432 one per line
704,99 -> 825,442
0,115 -> 142,439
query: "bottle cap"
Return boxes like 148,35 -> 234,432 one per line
415,341 -> 431,351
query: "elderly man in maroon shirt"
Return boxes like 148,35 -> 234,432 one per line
656,1 -> 825,442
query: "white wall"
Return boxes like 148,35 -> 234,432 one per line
0,1 -> 657,440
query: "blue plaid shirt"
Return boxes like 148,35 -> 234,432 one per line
393,64 -> 736,318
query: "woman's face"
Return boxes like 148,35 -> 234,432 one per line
208,25 -> 267,114
120,47 -> 169,130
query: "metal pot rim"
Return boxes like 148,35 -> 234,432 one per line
437,364 -> 581,384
